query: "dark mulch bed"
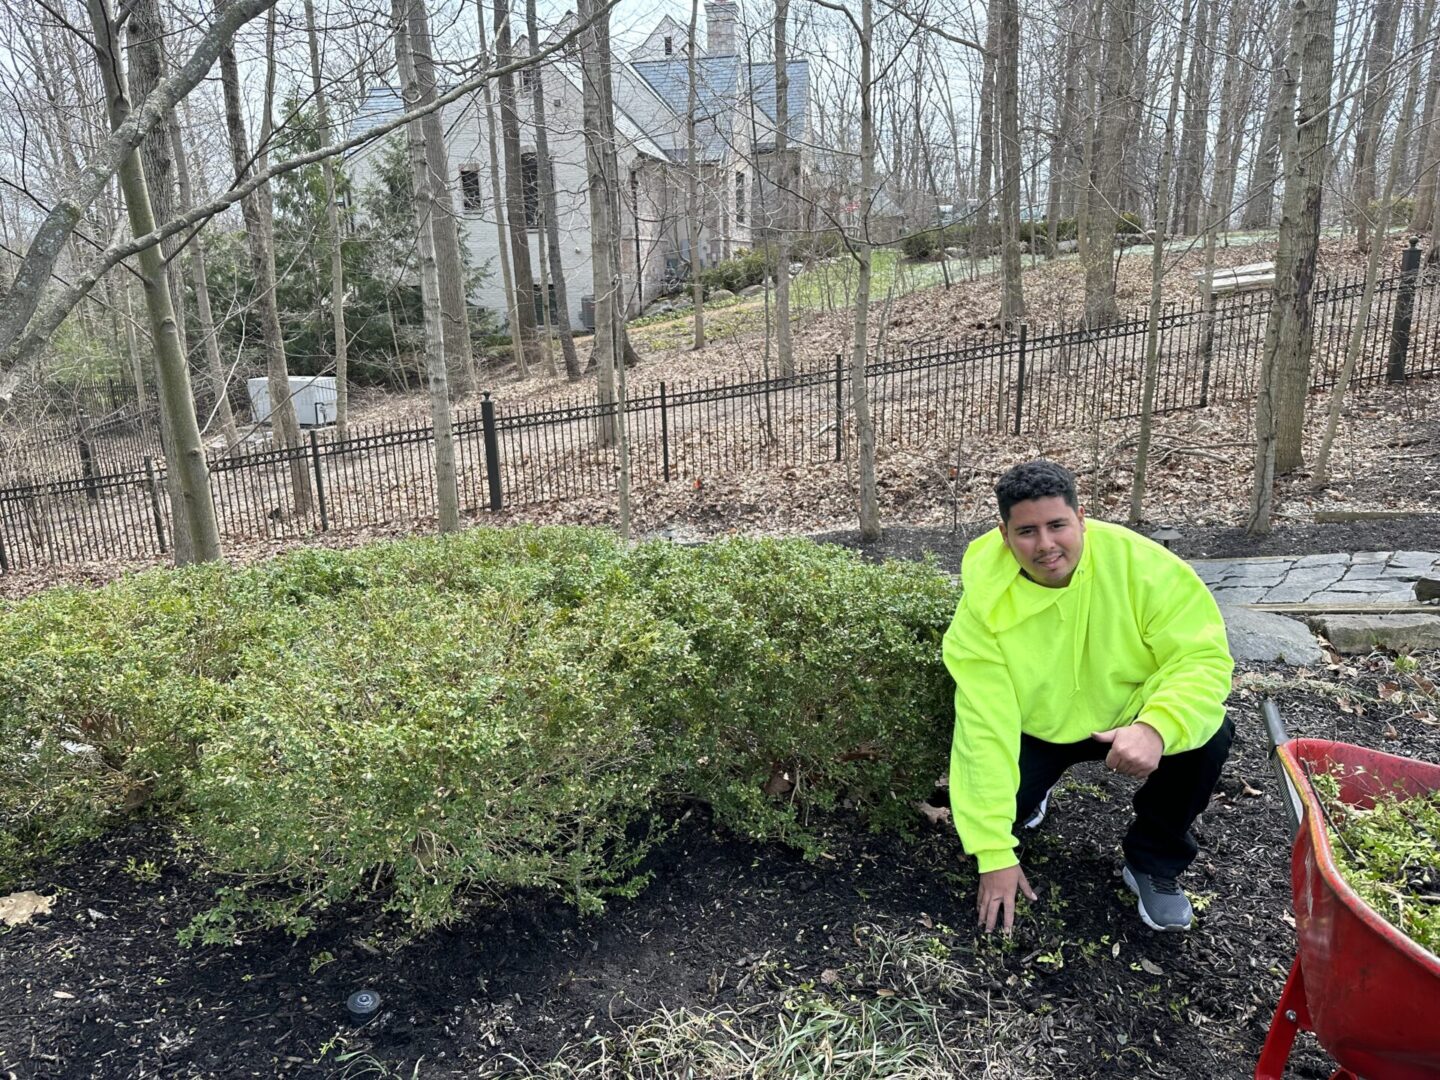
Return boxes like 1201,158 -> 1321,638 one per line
815,515 -> 1440,573
3,656 -> 1438,1079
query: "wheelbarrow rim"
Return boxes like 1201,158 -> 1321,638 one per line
1278,738 -> 1440,971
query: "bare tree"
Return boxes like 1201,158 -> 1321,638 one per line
525,0 -> 580,379
394,0 -> 460,531
495,0 -> 540,376
1081,0 -> 1136,326
687,0 -> 706,350
474,0 -> 524,378
1130,0 -> 1191,522
1351,0 -> 1400,253
994,0 -> 1024,327
303,0 -> 349,437
406,0 -> 476,394
773,0 -> 794,376
0,0 -> 280,395
1248,0 -> 1336,533
170,107 -> 240,450
218,12 -> 311,516
87,0 -> 221,563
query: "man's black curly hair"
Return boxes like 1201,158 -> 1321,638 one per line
994,460 -> 1079,522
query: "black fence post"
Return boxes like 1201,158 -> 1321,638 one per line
660,381 -> 671,483
1387,237 -> 1422,383
309,430 -> 329,531
77,416 -> 98,502
1013,323 -> 1028,437
833,353 -> 844,462
481,392 -> 503,512
0,508 -> 9,574
144,456 -> 168,555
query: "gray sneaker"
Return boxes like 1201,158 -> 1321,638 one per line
1122,862 -> 1193,932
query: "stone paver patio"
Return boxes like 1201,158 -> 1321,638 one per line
1192,551 -> 1440,606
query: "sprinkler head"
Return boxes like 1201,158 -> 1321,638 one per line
346,988 -> 382,1020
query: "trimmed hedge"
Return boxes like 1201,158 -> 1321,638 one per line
0,529 -> 958,939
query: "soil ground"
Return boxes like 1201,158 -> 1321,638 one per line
3,578 -> 1438,1079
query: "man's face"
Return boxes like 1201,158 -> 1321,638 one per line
1000,496 -> 1086,587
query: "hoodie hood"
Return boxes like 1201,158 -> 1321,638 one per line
959,524 -> 1096,634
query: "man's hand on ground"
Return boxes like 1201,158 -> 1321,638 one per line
976,864 -> 1037,934
1091,722 -> 1165,778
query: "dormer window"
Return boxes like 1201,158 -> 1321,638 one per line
663,35 -> 673,55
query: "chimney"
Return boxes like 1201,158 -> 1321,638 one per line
705,0 -> 737,56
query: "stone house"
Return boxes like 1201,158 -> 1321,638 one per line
346,0 -> 810,331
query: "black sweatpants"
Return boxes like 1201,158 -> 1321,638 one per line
1013,715 -> 1235,879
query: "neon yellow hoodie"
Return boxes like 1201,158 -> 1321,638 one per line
943,519 -> 1233,873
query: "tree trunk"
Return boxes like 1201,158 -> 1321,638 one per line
1172,0 -> 1212,236
219,23 -> 311,518
852,0 -> 880,541
495,0 -> 540,376
1313,17 -> 1419,486
474,0 -> 524,380
687,0 -> 706,350
88,0 -> 221,564
994,0 -> 1025,326
1241,6 -> 1293,229
1411,29 -> 1440,232
773,0 -> 793,376
525,0 -> 580,379
579,0 -> 618,446
404,0 -> 475,395
394,0 -> 460,532
303,0 -> 349,437
1082,0 -> 1135,326
170,109 -> 240,450
1249,0 -> 1335,531
1352,0 -> 1400,253
975,16 -> 999,257
1130,0 -> 1191,523
125,0 -> 195,561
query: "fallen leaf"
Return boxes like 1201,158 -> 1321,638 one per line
915,801 -> 951,827
1111,942 -> 1121,959
875,988 -> 897,998
0,891 -> 54,927
87,908 -> 108,921
1383,722 -> 1399,739
1140,959 -> 1163,976
918,913 -> 934,929
1379,681 -> 1401,700
762,766 -> 794,798
820,968 -> 840,985
53,991 -> 75,1000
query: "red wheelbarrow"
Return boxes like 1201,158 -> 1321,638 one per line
1258,699 -> 1440,1080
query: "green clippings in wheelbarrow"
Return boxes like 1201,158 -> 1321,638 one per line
1313,771 -> 1440,958
1255,738 -> 1440,1080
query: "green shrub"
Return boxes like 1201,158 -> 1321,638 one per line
900,229 -> 943,261
1117,211 -> 1145,235
0,529 -> 958,937
696,247 -> 779,296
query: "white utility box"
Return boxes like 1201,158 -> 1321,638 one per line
247,376 -> 338,427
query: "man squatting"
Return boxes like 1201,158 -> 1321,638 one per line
944,459 -> 1235,933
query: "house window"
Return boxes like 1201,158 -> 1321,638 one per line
663,35 -> 673,55
459,166 -> 482,212
521,152 -> 540,228
518,65 -> 533,93
735,170 -> 746,225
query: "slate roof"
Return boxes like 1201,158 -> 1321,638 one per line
344,54 -> 809,167
625,56 -> 808,161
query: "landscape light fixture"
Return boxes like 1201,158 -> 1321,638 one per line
1150,525 -> 1182,550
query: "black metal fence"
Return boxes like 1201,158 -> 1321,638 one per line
3,262 -> 1438,574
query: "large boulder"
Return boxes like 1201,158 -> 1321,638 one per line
708,288 -> 736,302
